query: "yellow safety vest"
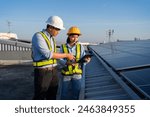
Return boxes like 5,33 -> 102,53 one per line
33,32 -> 57,67
61,43 -> 82,75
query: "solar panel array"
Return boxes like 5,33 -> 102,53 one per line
89,40 -> 150,99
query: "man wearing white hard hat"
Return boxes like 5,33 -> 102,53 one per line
32,16 -> 75,100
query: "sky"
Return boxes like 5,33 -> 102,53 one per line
0,0 -> 150,43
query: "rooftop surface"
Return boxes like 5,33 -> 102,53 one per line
0,63 -> 33,100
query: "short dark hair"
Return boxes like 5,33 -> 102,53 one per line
47,24 -> 57,29
46,24 -> 60,31
47,24 -> 50,28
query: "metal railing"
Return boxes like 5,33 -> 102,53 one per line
0,39 -> 31,51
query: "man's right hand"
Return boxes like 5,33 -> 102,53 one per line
66,54 -> 75,60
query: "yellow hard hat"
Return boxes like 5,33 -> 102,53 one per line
67,26 -> 81,35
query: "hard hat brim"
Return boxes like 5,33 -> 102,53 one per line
67,33 -> 81,35
47,23 -> 65,30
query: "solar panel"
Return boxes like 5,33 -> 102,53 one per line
121,68 -> 150,86
140,86 -> 150,96
89,40 -> 150,98
90,40 -> 150,70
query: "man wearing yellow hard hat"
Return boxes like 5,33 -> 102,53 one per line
59,26 -> 91,99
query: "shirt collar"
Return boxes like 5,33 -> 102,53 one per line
42,29 -> 53,38
66,43 -> 76,49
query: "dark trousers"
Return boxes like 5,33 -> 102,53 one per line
33,67 -> 58,100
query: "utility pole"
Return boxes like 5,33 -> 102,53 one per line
7,21 -> 11,33
108,29 -> 114,43
107,29 -> 115,53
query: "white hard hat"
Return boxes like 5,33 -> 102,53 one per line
46,16 -> 65,30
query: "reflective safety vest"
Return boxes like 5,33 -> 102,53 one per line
32,32 -> 57,67
61,43 -> 82,75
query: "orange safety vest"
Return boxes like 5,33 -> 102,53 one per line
61,43 -> 82,75
32,32 -> 57,67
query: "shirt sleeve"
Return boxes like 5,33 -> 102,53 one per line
32,32 -> 53,59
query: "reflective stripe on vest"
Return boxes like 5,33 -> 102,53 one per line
61,43 -> 82,75
33,32 -> 57,67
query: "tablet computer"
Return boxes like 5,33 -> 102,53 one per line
78,53 -> 93,63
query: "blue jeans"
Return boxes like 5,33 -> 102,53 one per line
61,75 -> 82,100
